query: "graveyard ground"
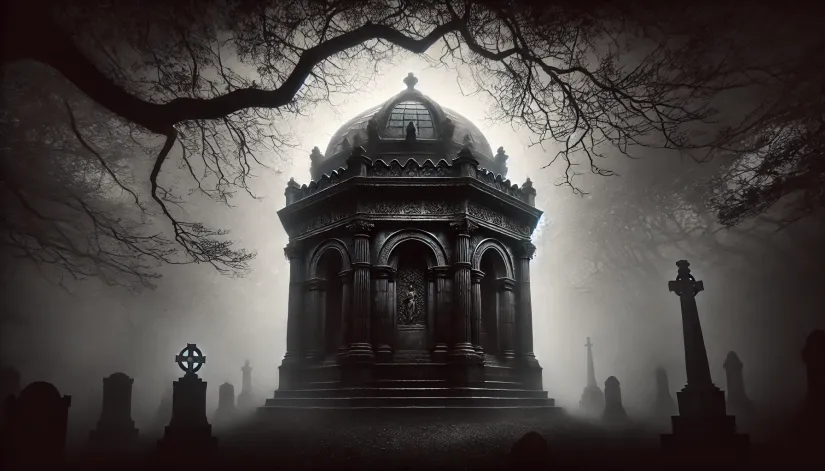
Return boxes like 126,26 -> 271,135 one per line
62,411 -> 824,470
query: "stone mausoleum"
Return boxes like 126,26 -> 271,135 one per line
265,74 -> 555,412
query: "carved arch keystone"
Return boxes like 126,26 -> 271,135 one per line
471,238 -> 515,279
307,238 -> 353,278
377,229 -> 448,267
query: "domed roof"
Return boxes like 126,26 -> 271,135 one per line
310,73 -> 503,180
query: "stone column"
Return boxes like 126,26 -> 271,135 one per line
304,278 -> 326,360
346,220 -> 375,361
337,270 -> 353,358
497,277 -> 516,360
282,241 -> 304,363
431,266 -> 452,362
372,265 -> 396,362
471,269 -> 485,356
449,219 -> 480,363
515,241 -> 538,365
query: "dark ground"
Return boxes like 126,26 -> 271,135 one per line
59,410 -> 824,470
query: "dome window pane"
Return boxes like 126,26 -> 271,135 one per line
385,101 -> 435,139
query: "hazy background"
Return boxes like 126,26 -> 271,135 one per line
2,51 -> 823,441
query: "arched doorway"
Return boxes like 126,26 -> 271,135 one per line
310,249 -> 345,360
479,250 -> 506,354
389,241 -> 436,351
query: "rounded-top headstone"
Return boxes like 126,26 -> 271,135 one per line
20,381 -> 62,401
724,351 -> 743,369
605,376 -> 620,387
803,330 -> 825,362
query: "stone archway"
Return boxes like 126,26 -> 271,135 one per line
474,240 -> 517,358
305,239 -> 352,360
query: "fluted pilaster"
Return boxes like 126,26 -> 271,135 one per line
304,278 -> 326,360
471,269 -> 485,356
449,219 -> 480,363
373,265 -> 396,361
347,220 -> 375,361
515,241 -> 538,366
283,241 -> 304,362
497,277 -> 517,359
431,265 -> 452,362
337,270 -> 353,357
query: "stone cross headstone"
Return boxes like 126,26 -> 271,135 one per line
237,360 -> 255,411
660,261 -> 749,449
801,329 -> 825,437
90,372 -> 139,448
723,351 -> 754,417
509,431 -> 551,470
5,382 -> 71,466
213,382 -> 238,426
602,376 -> 628,423
579,337 -> 604,417
653,367 -> 677,423
158,343 -> 217,454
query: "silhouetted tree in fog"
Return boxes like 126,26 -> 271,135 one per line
1,0 -> 817,287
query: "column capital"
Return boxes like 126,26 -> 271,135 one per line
337,269 -> 353,283
668,260 -> 704,297
372,265 -> 396,279
450,218 -> 478,236
284,240 -> 302,261
495,277 -> 516,290
470,269 -> 485,283
516,241 -> 537,259
306,278 -> 326,291
346,219 -> 374,236
429,265 -> 452,278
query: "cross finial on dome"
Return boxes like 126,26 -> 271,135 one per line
403,72 -> 419,90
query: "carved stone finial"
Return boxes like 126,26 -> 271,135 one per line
496,146 -> 509,162
367,117 -> 379,136
406,121 -> 417,142
462,134 -> 474,149
287,177 -> 300,188
403,72 -> 419,90
340,137 -> 352,153
518,241 -> 537,259
284,241 -> 301,260
310,146 -> 323,163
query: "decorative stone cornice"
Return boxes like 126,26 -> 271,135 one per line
429,265 -> 452,278
470,269 -> 485,283
306,278 -> 326,291
372,265 -> 396,279
283,241 -> 302,260
337,269 -> 354,283
496,277 -> 517,290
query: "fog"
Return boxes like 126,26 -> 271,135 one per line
2,53 -> 824,442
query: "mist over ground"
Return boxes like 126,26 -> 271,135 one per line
2,52 -> 823,443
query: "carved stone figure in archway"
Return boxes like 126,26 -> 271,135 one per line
402,284 -> 417,325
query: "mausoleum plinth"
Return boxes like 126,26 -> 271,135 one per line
264,74 -> 556,415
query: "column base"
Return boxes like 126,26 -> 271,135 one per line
432,343 -> 449,363
347,343 -> 375,363
519,354 -> 543,390
661,384 -> 749,450
278,357 -> 302,390
375,344 -> 393,363
449,343 -> 481,363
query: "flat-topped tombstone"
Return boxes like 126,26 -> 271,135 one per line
6,381 -> 71,466
90,372 -> 138,448
0,366 -> 21,427
213,382 -> 238,426
509,431 -> 551,470
602,376 -> 628,423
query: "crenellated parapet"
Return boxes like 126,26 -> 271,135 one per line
284,146 -> 537,207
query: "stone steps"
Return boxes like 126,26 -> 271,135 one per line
273,387 -> 548,399
303,379 -> 527,390
264,396 -> 555,408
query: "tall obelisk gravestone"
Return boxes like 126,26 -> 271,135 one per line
579,337 -> 604,416
158,343 -> 217,453
661,261 -> 749,449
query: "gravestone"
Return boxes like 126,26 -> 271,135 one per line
800,329 -> 825,437
5,381 -> 71,466
660,261 -> 749,449
213,382 -> 238,426
0,366 -> 21,428
578,337 -> 605,417
602,376 -> 628,423
653,367 -> 677,424
154,387 -> 173,430
509,431 -> 551,470
158,343 -> 217,454
723,351 -> 754,417
90,372 -> 139,448
237,360 -> 255,411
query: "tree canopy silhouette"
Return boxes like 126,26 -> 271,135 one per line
1,0 -> 819,287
